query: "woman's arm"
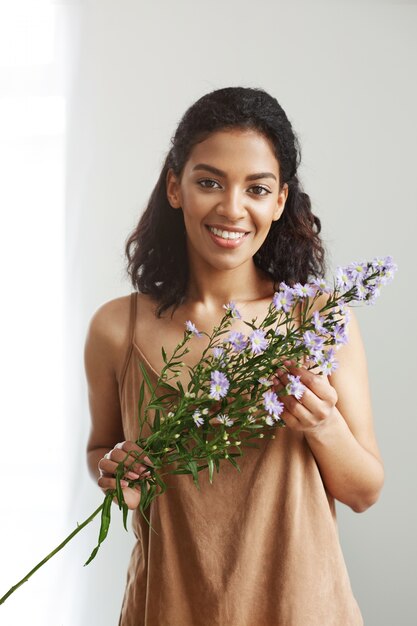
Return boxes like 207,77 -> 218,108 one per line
84,301 -> 127,482
274,306 -> 384,513
84,298 -> 153,509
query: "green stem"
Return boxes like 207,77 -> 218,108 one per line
0,501 -> 104,605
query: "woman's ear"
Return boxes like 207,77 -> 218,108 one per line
272,182 -> 288,221
166,168 -> 182,209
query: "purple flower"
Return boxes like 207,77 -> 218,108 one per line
312,311 -> 326,334
286,374 -> 306,400
307,348 -> 326,366
185,320 -> 203,338
258,376 -> 273,387
370,256 -> 398,281
216,413 -> 234,426
378,265 -> 397,285
292,282 -> 317,298
336,266 -> 353,291
209,370 -> 229,400
332,323 -> 349,347
354,283 -> 368,301
311,276 -> 331,293
315,347 -> 339,375
303,330 -> 325,352
212,346 -> 226,360
348,261 -> 368,282
262,390 -> 284,420
273,287 -> 295,313
364,284 -> 381,305
249,329 -> 269,355
222,301 -> 242,319
192,410 -> 204,427
226,330 -> 248,352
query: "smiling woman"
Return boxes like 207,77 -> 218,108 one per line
166,129 -> 288,264
84,86 -> 381,625
123,87 -> 325,319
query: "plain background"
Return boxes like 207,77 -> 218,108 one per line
1,1 -> 416,625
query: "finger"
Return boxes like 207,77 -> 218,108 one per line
98,475 -> 130,490
113,442 -> 155,469
116,441 -> 155,469
98,452 -> 152,478
278,364 -> 334,403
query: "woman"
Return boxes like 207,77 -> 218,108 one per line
84,87 -> 384,625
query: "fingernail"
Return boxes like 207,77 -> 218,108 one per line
121,480 -> 129,487
126,471 -> 140,479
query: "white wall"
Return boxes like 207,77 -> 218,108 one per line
1,2 -> 415,625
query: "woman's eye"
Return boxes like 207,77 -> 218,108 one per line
250,185 -> 271,196
197,179 -> 271,196
198,179 -> 220,189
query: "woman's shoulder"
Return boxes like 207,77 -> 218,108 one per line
85,292 -> 157,374
85,294 -> 129,377
87,293 -> 131,342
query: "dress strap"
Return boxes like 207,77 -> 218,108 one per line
118,292 -> 138,392
129,291 -> 138,345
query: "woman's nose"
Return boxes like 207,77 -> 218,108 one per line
215,189 -> 247,220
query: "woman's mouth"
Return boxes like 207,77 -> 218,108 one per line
205,225 -> 250,248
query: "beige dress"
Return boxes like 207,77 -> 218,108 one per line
117,292 -> 364,626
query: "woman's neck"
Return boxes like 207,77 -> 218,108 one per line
185,260 -> 275,314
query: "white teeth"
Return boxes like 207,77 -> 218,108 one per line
208,226 -> 246,240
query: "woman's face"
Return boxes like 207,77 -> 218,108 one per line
166,128 -> 288,273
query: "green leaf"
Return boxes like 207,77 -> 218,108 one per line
98,493 -> 112,544
171,468 -> 193,475
208,458 -> 214,484
175,441 -> 190,457
137,380 -> 145,422
139,361 -> 155,394
122,502 -> 129,531
153,409 -> 160,432
159,381 -> 179,393
190,431 -> 204,447
187,460 -> 200,490
84,545 -> 99,566
161,346 -> 167,363
84,492 -> 113,566
115,473 -> 123,510
152,472 -> 167,495
226,455 -> 241,472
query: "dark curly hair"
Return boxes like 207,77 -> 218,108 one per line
125,86 -> 327,317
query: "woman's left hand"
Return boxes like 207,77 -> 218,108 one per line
272,360 -> 339,433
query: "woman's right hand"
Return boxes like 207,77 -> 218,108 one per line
97,440 -> 154,510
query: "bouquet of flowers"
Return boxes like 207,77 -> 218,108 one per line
0,255 -> 397,605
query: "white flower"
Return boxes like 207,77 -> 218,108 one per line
216,413 -> 234,427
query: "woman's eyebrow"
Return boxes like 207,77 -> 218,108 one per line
192,163 -> 277,182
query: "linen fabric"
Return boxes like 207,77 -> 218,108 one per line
117,292 -> 364,626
